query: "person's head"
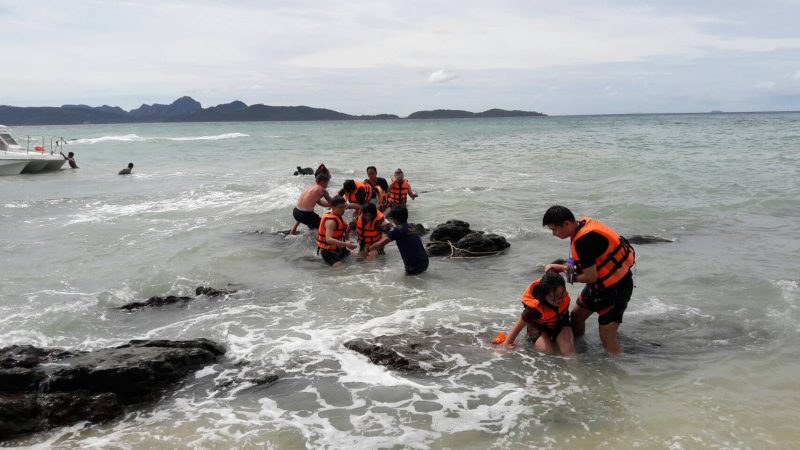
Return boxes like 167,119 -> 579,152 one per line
393,168 -> 404,181
315,163 -> 329,177
315,173 -> 330,187
127,163 -> 134,169
366,166 -> 378,180
542,205 -> 577,240
532,271 -> 567,307
330,195 -> 346,215
67,152 -> 74,158
361,203 -> 378,222
388,205 -> 408,225
342,179 -> 356,193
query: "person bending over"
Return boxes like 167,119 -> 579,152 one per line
496,268 -> 575,355
290,173 -> 333,235
542,205 -> 635,354
352,203 -> 390,261
368,206 -> 428,275
118,163 -> 134,175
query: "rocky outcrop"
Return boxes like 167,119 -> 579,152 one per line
0,339 -> 225,439
344,330 -> 476,373
343,339 -> 420,372
427,220 -> 510,256
119,286 -> 238,311
626,235 -> 674,244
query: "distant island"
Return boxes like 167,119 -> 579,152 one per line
0,97 -> 546,125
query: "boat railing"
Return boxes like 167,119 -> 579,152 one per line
23,135 -> 68,155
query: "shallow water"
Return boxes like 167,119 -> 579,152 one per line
1,113 -> 799,448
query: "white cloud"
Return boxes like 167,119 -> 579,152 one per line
428,69 -> 458,83
755,81 -> 776,89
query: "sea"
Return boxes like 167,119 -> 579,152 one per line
1,113 -> 799,448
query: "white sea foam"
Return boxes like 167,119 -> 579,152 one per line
166,133 -> 249,141
70,134 -> 145,144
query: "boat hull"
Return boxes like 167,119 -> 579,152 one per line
22,159 -> 49,173
0,159 -> 29,175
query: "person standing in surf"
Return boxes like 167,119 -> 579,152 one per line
494,268 -> 575,355
364,166 -> 389,210
290,173 -> 333,235
368,206 -> 428,275
60,151 -> 79,169
542,205 -> 635,354
383,168 -> 418,215
317,195 -> 357,268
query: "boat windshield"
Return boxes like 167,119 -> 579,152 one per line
0,133 -> 19,147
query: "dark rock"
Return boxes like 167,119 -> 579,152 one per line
455,232 -> 510,255
118,295 -> 193,311
412,223 -> 428,236
426,241 -> 452,257
293,166 -> 314,176
626,235 -> 674,244
195,286 -> 237,297
343,339 -> 420,372
0,339 -> 225,439
429,220 -> 471,243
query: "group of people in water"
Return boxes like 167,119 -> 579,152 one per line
292,164 -> 428,275
293,166 -> 637,355
58,150 -> 135,175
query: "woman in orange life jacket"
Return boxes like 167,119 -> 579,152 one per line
339,179 -> 373,223
542,205 -> 635,355
316,195 -> 357,268
351,203 -> 391,261
495,267 -> 576,355
383,168 -> 418,215
364,166 -> 389,210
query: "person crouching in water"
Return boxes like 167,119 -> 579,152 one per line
496,269 -> 575,355
352,203 -> 391,261
317,196 -> 357,268
368,206 -> 428,275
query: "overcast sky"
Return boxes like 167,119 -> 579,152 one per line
2,0 -> 800,115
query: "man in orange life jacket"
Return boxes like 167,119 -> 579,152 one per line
364,166 -> 388,210
543,205 -> 635,354
384,168 -> 417,215
352,203 -> 390,261
317,196 -> 357,268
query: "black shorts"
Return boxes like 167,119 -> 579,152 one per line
320,247 -> 350,266
525,315 -> 570,343
576,271 -> 634,325
293,208 -> 321,229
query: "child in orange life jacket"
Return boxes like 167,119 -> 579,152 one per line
495,268 -> 576,355
350,203 -> 391,261
383,168 -> 417,215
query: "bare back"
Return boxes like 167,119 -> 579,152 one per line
296,184 -> 330,210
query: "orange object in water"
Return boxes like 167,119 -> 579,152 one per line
34,146 -> 45,152
492,331 -> 507,345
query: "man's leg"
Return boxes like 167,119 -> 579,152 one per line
598,322 -> 622,355
570,304 -> 592,338
555,327 -> 576,356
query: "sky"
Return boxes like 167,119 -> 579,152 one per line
2,0 -> 800,116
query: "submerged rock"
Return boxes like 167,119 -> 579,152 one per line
195,286 -> 237,297
626,235 -> 674,244
426,220 -> 510,257
119,286 -> 237,311
344,330 -> 477,373
455,232 -> 510,255
425,241 -> 452,256
0,339 -> 225,439
343,339 -> 420,372
429,220 -> 471,243
293,166 -> 313,176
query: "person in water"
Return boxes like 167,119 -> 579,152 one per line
368,206 -> 428,275
351,203 -> 390,260
290,173 -> 333,235
496,268 -> 575,355
542,205 -> 635,354
317,195 -> 357,268
314,163 -> 330,178
60,151 -> 78,169
364,166 -> 389,209
384,168 -> 417,214
118,163 -> 134,175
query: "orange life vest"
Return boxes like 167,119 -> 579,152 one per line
388,178 -> 410,206
345,180 -> 372,205
521,279 -> 571,327
369,183 -> 386,209
570,216 -> 635,290
316,212 -> 347,250
355,210 -> 385,247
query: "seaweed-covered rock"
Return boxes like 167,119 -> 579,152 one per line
118,295 -> 193,311
455,232 -> 510,254
429,220 -> 471,243
426,241 -> 452,256
343,339 -> 420,372
0,339 -> 225,439
195,286 -> 237,297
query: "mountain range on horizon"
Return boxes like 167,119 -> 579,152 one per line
0,96 -> 546,126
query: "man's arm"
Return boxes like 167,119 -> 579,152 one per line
367,236 -> 392,252
326,220 -> 356,249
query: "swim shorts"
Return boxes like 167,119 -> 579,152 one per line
293,208 -> 321,229
576,271 -> 634,325
525,314 -> 570,343
320,247 -> 350,266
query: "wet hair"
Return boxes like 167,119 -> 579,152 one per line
315,163 -> 329,177
342,179 -> 356,192
388,205 -> 408,224
366,166 -> 377,174
128,163 -> 134,168
67,152 -> 74,157
361,202 -> 377,219
315,173 -> 330,183
330,195 -> 346,207
542,205 -> 575,227
394,168 -> 403,175
531,271 -> 566,300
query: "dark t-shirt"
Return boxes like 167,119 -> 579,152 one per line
387,223 -> 429,274
573,222 -> 609,270
365,177 -> 389,193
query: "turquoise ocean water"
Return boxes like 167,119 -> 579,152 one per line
1,113 -> 799,448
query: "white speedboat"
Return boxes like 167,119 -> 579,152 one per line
0,125 -> 67,175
